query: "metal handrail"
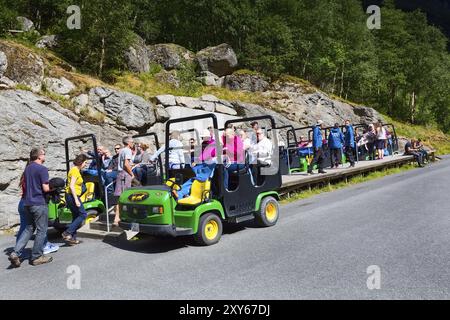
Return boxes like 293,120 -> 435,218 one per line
104,181 -> 115,233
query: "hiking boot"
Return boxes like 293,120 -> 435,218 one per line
31,255 -> 53,266
8,252 -> 21,268
318,170 -> 327,174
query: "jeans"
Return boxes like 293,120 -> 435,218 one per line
16,199 -> 26,244
407,151 -> 423,166
133,166 -> 147,185
344,146 -> 355,166
13,205 -> 48,261
103,170 -> 118,193
177,179 -> 194,200
65,194 -> 88,239
308,148 -> 325,172
330,148 -> 342,167
224,163 -> 245,190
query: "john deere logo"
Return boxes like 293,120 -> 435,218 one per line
128,192 -> 149,202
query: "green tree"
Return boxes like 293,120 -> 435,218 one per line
58,0 -> 134,77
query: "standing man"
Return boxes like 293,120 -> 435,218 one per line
8,148 -> 53,267
113,136 -> 135,226
344,120 -> 356,168
308,120 -> 326,174
328,123 -> 345,168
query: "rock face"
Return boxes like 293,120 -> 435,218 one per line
124,35 -> 150,73
196,43 -> 238,77
0,89 -> 126,226
88,87 -> 156,131
197,71 -> 225,87
224,73 -> 270,92
35,35 -> 58,49
16,17 -> 35,32
44,77 -> 76,96
0,51 -> 7,76
148,44 -> 195,70
233,101 -> 296,128
0,41 -> 44,92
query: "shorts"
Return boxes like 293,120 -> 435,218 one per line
114,170 -> 132,196
376,139 -> 386,149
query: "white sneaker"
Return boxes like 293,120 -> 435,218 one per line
43,242 -> 59,255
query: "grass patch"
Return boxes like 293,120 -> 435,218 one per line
14,84 -> 32,91
281,164 -> 416,204
383,115 -> 450,155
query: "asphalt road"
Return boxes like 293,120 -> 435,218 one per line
1,157 -> 449,300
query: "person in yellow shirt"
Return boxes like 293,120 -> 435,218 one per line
62,154 -> 88,245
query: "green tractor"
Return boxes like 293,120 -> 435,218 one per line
48,134 -> 107,230
118,114 -> 282,245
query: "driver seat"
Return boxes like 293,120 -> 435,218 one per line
177,180 -> 211,206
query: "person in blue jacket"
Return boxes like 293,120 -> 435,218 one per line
328,123 -> 345,168
307,120 -> 326,174
344,119 -> 356,167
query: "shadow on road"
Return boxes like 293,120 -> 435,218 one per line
102,220 -> 260,254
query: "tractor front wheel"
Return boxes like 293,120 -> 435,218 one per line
194,212 -> 223,246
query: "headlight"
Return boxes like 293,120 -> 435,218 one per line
152,206 -> 163,214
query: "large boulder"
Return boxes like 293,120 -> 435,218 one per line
89,87 -> 156,131
196,43 -> 238,77
154,105 -> 170,122
0,51 -> 7,76
44,77 -> 76,96
16,17 -> 35,32
35,35 -> 58,49
147,43 -> 195,70
124,35 -> 150,73
196,71 -> 224,87
0,41 -> 44,92
224,72 -> 270,92
155,94 -> 176,107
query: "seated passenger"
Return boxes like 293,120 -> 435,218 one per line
250,129 -> 273,166
103,145 -> 121,193
150,131 -> 186,169
133,143 -> 153,184
414,138 -> 429,163
222,128 -> 245,190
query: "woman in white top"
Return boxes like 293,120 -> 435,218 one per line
375,122 -> 387,160
150,131 -> 186,169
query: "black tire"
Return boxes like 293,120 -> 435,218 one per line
193,212 -> 223,246
254,196 -> 279,227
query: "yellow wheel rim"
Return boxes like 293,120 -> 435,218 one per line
265,203 -> 277,222
205,220 -> 219,241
